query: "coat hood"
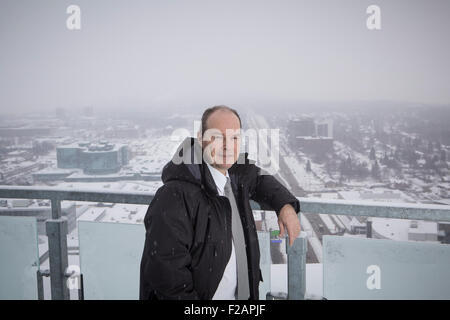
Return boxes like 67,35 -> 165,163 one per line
161,136 -> 204,186
161,137 -> 252,196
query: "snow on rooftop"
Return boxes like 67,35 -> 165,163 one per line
339,187 -> 416,203
100,203 -> 148,224
54,180 -> 162,195
372,217 -> 438,241
78,207 -> 107,222
34,168 -> 78,174
319,192 -> 340,199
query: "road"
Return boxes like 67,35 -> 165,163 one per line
247,113 -> 321,263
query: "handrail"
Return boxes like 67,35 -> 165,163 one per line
297,197 -> 450,222
1,186 -> 449,221
0,186 -> 154,206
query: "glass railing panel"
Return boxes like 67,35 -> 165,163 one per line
78,221 -> 145,299
323,235 -> 450,299
257,231 -> 271,299
0,216 -> 40,299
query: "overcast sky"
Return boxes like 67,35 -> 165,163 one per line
1,0 -> 449,115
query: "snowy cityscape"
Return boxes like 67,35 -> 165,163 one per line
1,0 -> 450,304
1,102 -> 450,299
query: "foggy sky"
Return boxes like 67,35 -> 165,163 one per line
1,0 -> 449,115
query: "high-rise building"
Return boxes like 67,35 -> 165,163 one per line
288,117 -> 334,153
56,141 -> 129,174
316,120 -> 333,138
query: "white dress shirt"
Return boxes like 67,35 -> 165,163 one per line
206,162 -> 237,300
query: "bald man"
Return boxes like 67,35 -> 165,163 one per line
140,105 -> 301,300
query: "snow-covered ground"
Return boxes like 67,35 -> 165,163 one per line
334,141 -> 372,166
283,155 -> 324,191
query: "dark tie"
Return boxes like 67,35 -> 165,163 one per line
224,177 -> 250,300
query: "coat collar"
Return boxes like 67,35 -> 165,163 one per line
163,136 -> 245,197
205,162 -> 229,196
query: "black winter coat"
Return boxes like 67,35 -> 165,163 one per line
139,137 -> 300,300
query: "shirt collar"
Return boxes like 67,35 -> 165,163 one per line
205,162 -> 229,195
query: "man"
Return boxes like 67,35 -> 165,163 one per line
139,105 -> 301,300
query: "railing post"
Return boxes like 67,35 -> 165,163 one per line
366,217 -> 372,238
36,269 -> 50,300
257,231 -> 271,300
286,231 -> 307,300
36,270 -> 44,300
46,198 -> 70,300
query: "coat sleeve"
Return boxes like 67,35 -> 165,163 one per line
139,184 -> 199,300
248,162 -> 301,217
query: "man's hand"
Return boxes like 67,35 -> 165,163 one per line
278,204 -> 301,247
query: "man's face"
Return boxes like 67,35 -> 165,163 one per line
199,110 -> 241,171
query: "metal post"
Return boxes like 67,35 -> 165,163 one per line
37,269 -> 50,300
36,270 -> 44,300
366,217 -> 372,238
78,274 -> 84,300
46,198 -> 70,300
286,231 -> 307,300
257,231 -> 271,300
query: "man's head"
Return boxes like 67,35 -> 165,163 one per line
197,105 -> 242,174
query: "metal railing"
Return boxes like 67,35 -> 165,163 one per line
0,186 -> 154,300
1,186 -> 450,300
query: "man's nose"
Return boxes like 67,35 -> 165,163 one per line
223,137 -> 233,149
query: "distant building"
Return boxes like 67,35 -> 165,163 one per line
408,220 -> 438,242
349,217 -> 367,234
438,222 -> 450,244
295,136 -> 334,154
104,126 -> 141,139
288,117 -> 315,137
316,123 -> 328,137
316,120 -> 333,138
57,146 -> 82,168
0,127 -> 53,138
56,141 -> 129,175
288,117 -> 334,153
